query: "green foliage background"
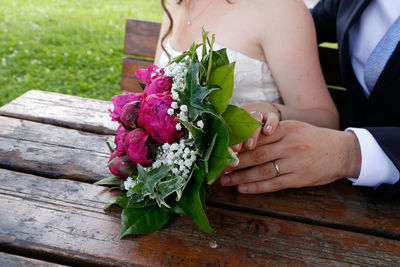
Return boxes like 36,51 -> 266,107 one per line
0,0 -> 163,107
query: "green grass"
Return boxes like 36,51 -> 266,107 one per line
0,0 -> 163,107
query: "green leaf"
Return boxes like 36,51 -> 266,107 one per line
203,133 -> 217,173
174,162 -> 214,233
208,63 -> 235,114
128,198 -> 157,209
178,119 -> 207,156
137,165 -> 171,196
177,62 -> 220,121
120,206 -> 172,237
104,193 -> 129,210
205,114 -> 235,184
94,176 -> 122,186
222,105 -> 263,146
201,49 -> 230,74
155,176 -> 186,208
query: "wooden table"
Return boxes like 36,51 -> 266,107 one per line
1,90 -> 400,266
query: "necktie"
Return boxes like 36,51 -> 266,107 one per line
364,16 -> 400,93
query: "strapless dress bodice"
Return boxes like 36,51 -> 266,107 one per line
159,40 -> 282,105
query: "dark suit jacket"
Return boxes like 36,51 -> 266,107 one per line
311,0 -> 400,199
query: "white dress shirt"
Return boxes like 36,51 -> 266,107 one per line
347,0 -> 400,187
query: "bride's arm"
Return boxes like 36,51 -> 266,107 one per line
254,0 -> 339,130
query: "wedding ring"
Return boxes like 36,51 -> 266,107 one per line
272,160 -> 280,177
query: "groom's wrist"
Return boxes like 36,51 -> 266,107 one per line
342,131 -> 362,179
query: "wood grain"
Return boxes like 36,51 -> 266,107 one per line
124,19 -> 161,58
0,252 -> 66,267
1,92 -> 400,240
0,116 -> 111,183
121,57 -> 151,92
1,169 -> 400,266
0,90 -> 118,135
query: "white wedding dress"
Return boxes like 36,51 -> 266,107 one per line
159,40 -> 282,106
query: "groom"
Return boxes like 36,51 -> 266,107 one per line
220,0 -> 400,199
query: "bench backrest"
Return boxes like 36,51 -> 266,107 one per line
121,18 -> 346,108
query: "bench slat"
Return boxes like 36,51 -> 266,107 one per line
121,57 -> 151,92
0,116 -> 110,183
2,91 -> 399,239
0,252 -> 66,267
0,90 -> 117,135
124,18 -> 161,58
2,169 -> 400,266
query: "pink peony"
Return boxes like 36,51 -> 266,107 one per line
109,92 -> 144,122
143,75 -> 172,96
135,65 -> 164,85
120,101 -> 141,129
108,152 -> 136,179
124,128 -> 158,167
138,92 -> 185,144
115,125 -> 129,156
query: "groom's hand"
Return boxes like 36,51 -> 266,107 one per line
219,120 -> 362,194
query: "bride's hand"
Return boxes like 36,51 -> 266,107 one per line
232,101 -> 281,152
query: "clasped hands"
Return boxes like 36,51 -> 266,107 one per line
219,101 -> 362,194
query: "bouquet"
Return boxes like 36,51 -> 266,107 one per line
96,31 -> 261,238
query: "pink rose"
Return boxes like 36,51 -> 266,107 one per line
109,92 -> 144,122
108,152 -> 136,179
124,128 -> 158,167
115,125 -> 129,156
135,65 -> 164,85
143,75 -> 172,96
120,101 -> 141,129
138,92 -> 185,144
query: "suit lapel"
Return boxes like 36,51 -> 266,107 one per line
367,43 -> 400,103
338,0 -> 371,82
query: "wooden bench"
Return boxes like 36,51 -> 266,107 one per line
121,18 -> 346,109
1,18 -> 400,266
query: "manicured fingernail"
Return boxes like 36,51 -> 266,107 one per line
238,185 -> 248,193
220,175 -> 231,185
246,137 -> 254,147
265,125 -> 272,133
233,144 -> 241,151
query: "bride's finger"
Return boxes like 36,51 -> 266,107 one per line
244,111 -> 264,151
263,112 -> 280,136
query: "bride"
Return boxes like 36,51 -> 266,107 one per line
155,0 -> 338,151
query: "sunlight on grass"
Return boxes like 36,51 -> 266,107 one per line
0,0 -> 163,106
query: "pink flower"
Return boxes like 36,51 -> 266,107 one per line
124,128 -> 158,167
109,92 -> 144,122
115,125 -> 129,156
135,65 -> 164,85
108,152 -> 136,179
138,92 -> 185,144
143,75 -> 172,96
120,100 -> 141,129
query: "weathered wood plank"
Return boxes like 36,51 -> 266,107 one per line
0,116 -> 111,183
0,90 -> 118,135
1,93 -> 400,240
207,182 -> 400,240
0,252 -> 66,267
121,57 -> 151,93
124,19 -> 160,58
2,169 -> 400,267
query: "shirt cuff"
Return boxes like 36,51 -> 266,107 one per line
346,128 -> 400,187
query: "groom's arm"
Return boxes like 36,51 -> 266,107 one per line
310,0 -> 339,43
